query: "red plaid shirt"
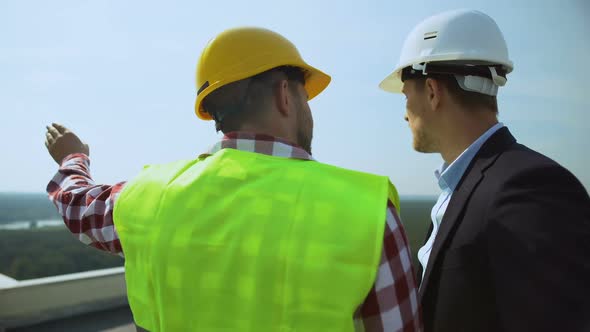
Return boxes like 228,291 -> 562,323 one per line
47,132 -> 422,332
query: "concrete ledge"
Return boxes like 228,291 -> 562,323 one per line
0,274 -> 17,289
0,268 -> 127,329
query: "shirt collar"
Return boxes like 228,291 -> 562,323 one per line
201,131 -> 314,161
435,122 -> 504,191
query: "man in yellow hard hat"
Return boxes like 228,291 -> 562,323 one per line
44,27 -> 422,331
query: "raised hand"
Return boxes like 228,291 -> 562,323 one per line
45,123 -> 90,164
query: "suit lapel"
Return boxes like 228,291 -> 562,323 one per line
419,127 -> 516,299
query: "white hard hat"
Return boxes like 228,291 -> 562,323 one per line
380,9 -> 513,96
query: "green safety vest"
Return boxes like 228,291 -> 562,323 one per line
114,148 -> 399,331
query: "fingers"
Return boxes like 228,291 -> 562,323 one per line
44,133 -> 53,150
46,125 -> 60,139
52,123 -> 68,134
45,131 -> 55,142
45,123 -> 64,150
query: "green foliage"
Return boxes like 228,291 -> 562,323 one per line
0,227 -> 123,280
399,197 -> 436,269
0,193 -> 434,281
0,193 -> 60,223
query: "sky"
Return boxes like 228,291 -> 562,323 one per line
1,0 -> 588,196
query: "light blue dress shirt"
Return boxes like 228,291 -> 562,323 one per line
417,123 -> 504,280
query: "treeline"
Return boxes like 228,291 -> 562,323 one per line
0,227 -> 123,280
0,193 -> 60,223
0,196 -> 434,280
399,198 -> 434,268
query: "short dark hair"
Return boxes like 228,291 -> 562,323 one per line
402,64 -> 502,113
202,66 -> 306,133
416,74 -> 498,112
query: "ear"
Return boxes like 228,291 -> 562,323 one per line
425,78 -> 442,111
274,79 -> 291,117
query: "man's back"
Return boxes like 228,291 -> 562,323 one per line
115,148 -> 393,331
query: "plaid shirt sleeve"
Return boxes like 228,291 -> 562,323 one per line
354,200 -> 423,332
46,153 -> 126,257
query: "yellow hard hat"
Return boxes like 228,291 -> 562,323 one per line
195,27 -> 331,120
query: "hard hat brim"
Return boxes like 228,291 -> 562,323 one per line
195,63 -> 331,121
379,69 -> 403,94
301,64 -> 331,101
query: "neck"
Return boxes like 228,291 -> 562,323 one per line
235,122 -> 296,143
439,112 -> 498,164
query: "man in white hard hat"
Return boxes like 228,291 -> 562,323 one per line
380,9 -> 590,332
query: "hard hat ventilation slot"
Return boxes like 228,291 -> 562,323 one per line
423,31 -> 438,40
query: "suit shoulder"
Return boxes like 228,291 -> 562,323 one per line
492,143 -> 588,196
501,143 -> 561,167
496,143 -> 570,176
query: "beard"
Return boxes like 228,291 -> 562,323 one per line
412,127 -> 437,153
293,95 -> 313,155
297,125 -> 312,155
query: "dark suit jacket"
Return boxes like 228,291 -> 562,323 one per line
417,127 -> 590,332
